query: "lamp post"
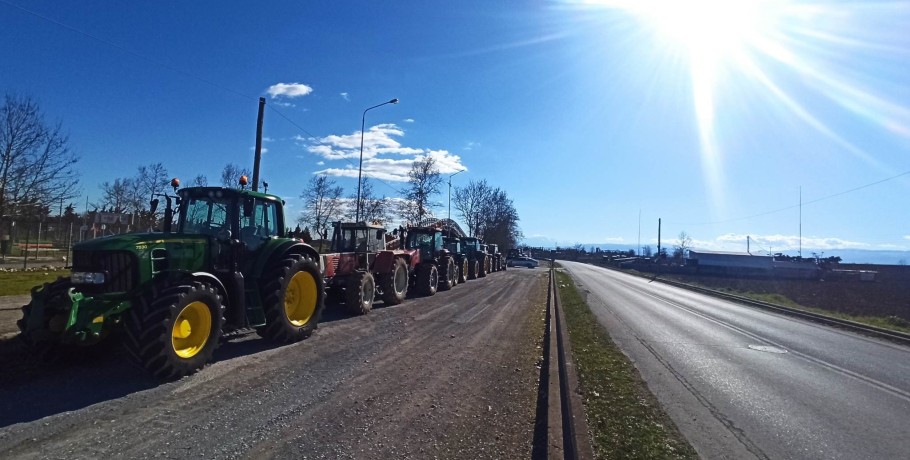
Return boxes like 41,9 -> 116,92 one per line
447,169 -> 465,232
356,98 -> 399,222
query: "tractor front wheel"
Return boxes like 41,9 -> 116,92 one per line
416,263 -> 439,296
345,271 -> 375,315
124,281 -> 224,380
458,259 -> 468,284
257,255 -> 325,343
379,258 -> 409,305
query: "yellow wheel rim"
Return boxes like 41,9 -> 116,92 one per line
285,271 -> 317,327
171,301 -> 212,359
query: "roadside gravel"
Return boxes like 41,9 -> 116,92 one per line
0,269 -> 548,459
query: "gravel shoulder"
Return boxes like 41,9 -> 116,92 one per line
0,269 -> 548,459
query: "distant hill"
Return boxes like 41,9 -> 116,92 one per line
520,236 -> 910,265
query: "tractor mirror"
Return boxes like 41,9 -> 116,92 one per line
149,199 -> 159,216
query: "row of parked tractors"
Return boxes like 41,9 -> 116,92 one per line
322,222 -> 506,315
16,182 -> 507,380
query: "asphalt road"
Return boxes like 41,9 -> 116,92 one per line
0,268 -> 547,459
561,261 -> 910,459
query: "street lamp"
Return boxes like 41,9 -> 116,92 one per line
356,98 -> 399,222
447,169 -> 465,232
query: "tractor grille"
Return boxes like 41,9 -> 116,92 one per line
72,250 -> 138,294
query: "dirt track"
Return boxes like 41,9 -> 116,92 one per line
0,269 -> 547,459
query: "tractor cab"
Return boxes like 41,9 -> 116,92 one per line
443,236 -> 462,255
330,222 -> 387,254
405,227 -> 446,263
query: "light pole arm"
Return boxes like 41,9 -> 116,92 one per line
356,98 -> 399,222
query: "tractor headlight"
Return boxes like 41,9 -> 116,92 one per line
72,271 -> 107,284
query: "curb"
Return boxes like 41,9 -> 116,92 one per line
545,267 -> 594,459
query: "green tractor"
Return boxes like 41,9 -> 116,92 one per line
17,180 -> 326,380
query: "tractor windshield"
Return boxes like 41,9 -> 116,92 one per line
180,196 -> 232,236
407,231 -> 436,250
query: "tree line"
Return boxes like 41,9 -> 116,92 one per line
1,94 -> 522,251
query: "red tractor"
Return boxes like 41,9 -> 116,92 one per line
400,225 -> 457,296
322,222 -> 410,314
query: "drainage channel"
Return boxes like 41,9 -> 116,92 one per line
532,267 -> 593,459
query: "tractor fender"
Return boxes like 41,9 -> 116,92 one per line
373,251 -> 398,275
154,269 -> 229,301
254,240 -> 322,279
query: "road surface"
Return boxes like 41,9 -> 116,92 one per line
561,260 -> 910,459
0,269 -> 547,459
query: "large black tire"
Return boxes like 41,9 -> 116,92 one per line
478,256 -> 488,278
123,281 -> 224,380
457,259 -> 468,284
415,263 -> 438,296
438,257 -> 455,291
256,255 -> 325,343
468,260 -> 479,280
378,258 -> 409,305
17,277 -> 84,363
344,271 -> 375,315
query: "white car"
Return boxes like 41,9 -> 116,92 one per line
507,256 -> 539,268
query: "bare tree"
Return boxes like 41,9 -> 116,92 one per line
347,177 -> 390,224
192,174 -> 208,187
98,178 -> 135,213
221,163 -> 251,187
299,174 -> 344,239
0,94 -> 80,240
453,179 -> 492,237
399,156 -> 442,224
673,231 -> 692,259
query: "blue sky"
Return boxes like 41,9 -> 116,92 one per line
2,0 -> 909,256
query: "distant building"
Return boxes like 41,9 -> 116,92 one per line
688,250 -> 821,279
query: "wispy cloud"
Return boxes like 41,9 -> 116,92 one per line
905,235 -> 910,241
306,123 -> 467,182
403,118 -> 415,123
273,101 -> 296,108
464,141 -> 480,151
266,82 -> 313,99
340,92 -> 350,101
602,237 -> 625,243
709,233 -> 872,251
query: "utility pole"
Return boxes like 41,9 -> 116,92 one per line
657,218 -> 662,259
252,97 -> 266,192
637,209 -> 641,256
799,186 -> 802,258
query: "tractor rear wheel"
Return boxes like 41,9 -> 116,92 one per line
124,281 -> 224,380
379,258 -> 409,305
468,260 -> 479,280
416,263 -> 439,296
478,256 -> 488,278
345,271 -> 375,315
256,255 -> 325,343
438,257 -> 455,291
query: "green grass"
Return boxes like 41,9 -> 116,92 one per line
732,291 -> 910,334
611,267 -> 910,335
0,269 -> 69,297
557,271 -> 697,459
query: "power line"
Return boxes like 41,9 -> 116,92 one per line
4,0 -> 415,199
670,169 -> 910,226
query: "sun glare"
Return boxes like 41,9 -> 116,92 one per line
575,0 -> 910,218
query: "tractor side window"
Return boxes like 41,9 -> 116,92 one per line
240,198 -> 277,251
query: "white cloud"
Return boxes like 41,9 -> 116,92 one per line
602,237 -> 625,243
250,146 -> 269,154
707,233 -> 872,252
403,118 -> 415,123
340,92 -> 350,101
905,235 -> 910,241
262,137 -> 274,142
306,124 -> 419,160
464,141 -> 479,151
266,82 -> 313,99
273,101 -> 296,108
316,161 -> 325,166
